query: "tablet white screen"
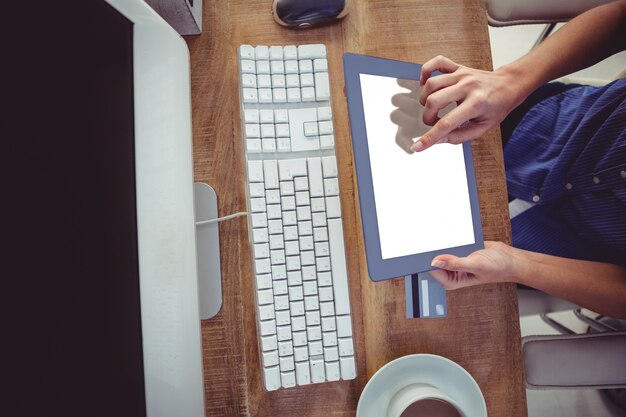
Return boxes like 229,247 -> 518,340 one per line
359,73 -> 475,260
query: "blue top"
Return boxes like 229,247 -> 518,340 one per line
504,78 -> 626,266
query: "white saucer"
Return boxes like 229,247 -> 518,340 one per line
357,354 -> 487,417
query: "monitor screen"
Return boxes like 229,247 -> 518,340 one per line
8,1 -> 147,415
358,73 -> 475,260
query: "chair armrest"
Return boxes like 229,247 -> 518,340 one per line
486,0 -> 616,26
517,287 -> 579,316
522,332 -> 626,389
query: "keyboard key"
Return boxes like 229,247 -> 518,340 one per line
336,315 -> 353,338
260,109 -> 274,123
283,45 -> 298,59
287,88 -> 301,102
275,310 -> 290,326
310,358 -> 326,383
295,347 -> 309,363
263,350 -> 279,366
249,183 -> 265,198
303,121 -> 318,136
272,74 -> 286,88
302,87 -> 316,101
255,258 -> 271,273
296,361 -> 311,385
258,88 -> 273,103
245,124 -> 260,138
322,331 -> 337,347
242,87 -> 258,103
244,109 -> 260,123
275,109 -> 289,123
255,45 -> 269,59
318,120 -> 333,135
273,88 -> 287,103
299,59 -> 313,73
324,346 -> 338,362
262,335 -> 278,351
322,156 -> 338,177
338,337 -> 354,356
328,219 -> 350,315
285,240 -> 299,256
286,74 -> 300,87
340,356 -> 356,380
258,289 -> 274,305
264,366 -> 281,391
278,158 -> 307,180
292,316 -> 306,332
314,72 -> 331,101
270,45 -> 283,60
242,73 -> 256,88
320,134 -> 335,149
280,356 -> 295,372
257,74 -> 272,88
326,197 -> 342,218
279,341 -> 294,356
324,178 -> 339,196
298,44 -> 326,59
314,58 -> 328,72
300,73 -> 314,87
281,371 -> 296,388
256,273 -> 272,289
263,160 -> 279,188
262,139 -> 277,152
309,341 -> 323,356
239,45 -> 255,59
271,60 -> 285,74
259,304 -> 275,320
317,107 -> 332,121
306,310 -> 321,326
285,60 -> 299,73
287,270 -> 302,286
326,361 -> 341,382
256,60 -> 270,74
321,317 -> 336,332
240,59 -> 256,73
247,139 -> 261,153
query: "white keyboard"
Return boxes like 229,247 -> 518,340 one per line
237,44 -> 356,391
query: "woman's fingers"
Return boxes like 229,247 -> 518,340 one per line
411,104 -> 479,152
420,55 -> 461,85
419,72 -> 460,106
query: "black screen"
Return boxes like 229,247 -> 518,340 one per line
6,1 -> 147,416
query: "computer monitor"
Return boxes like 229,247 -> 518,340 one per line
7,0 -> 205,415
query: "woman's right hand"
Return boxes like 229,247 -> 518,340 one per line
410,56 -> 524,152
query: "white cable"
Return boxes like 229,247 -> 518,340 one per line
195,211 -> 248,226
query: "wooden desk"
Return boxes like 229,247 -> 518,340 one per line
185,0 -> 527,415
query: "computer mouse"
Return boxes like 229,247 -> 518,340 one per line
272,0 -> 350,28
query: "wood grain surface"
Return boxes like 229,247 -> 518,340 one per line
185,0 -> 527,416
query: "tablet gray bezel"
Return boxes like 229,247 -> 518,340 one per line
343,52 -> 484,282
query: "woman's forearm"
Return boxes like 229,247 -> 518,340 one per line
497,0 -> 626,102
511,247 -> 626,319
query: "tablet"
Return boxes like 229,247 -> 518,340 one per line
343,53 -> 484,281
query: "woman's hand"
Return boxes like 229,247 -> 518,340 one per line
411,56 -> 524,152
428,241 -> 523,290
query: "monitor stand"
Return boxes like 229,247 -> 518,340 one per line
194,182 -> 222,319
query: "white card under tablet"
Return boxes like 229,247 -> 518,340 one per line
343,53 -> 484,282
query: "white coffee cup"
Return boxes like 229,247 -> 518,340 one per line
387,383 -> 466,417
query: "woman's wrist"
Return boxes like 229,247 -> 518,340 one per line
498,242 -> 533,285
495,63 -> 541,109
